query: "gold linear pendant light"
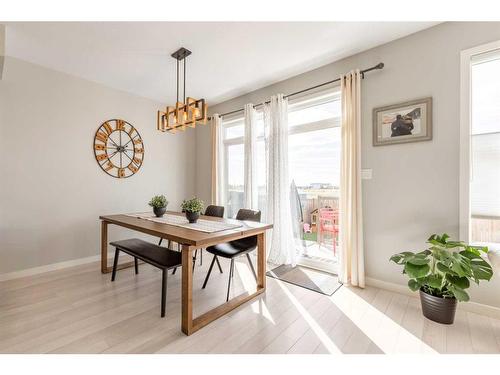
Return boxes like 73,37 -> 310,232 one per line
157,47 -> 208,133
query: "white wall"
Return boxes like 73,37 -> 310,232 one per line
195,22 -> 500,308
0,57 -> 196,274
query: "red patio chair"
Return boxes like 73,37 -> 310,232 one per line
318,208 -> 339,256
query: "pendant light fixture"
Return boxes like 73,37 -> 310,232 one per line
157,47 -> 208,133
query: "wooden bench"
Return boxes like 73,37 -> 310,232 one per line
109,238 -> 182,317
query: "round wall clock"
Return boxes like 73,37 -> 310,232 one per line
93,119 -> 144,178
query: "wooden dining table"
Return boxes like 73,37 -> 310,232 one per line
99,211 -> 272,335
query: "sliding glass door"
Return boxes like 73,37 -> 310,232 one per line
288,91 -> 341,273
221,90 -> 341,274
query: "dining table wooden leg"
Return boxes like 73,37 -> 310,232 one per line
100,220 -> 138,274
101,221 -> 108,274
181,244 -> 194,335
184,232 -> 267,336
257,231 -> 266,289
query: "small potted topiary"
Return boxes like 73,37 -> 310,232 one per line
148,195 -> 168,217
181,197 -> 204,223
390,234 -> 493,324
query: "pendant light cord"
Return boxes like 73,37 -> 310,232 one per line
176,59 -> 180,103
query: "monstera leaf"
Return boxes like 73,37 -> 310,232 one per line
390,233 -> 494,302
404,262 -> 430,279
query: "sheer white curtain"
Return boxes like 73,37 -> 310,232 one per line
339,70 -> 365,287
211,114 -> 225,206
244,103 -> 258,210
265,94 -> 297,266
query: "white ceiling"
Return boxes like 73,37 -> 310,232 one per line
4,22 -> 438,105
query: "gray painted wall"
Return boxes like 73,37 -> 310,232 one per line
0,25 -> 4,80
0,57 -> 196,274
194,22 -> 500,307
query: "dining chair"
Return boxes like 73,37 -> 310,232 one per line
192,205 -> 225,270
168,204 -> 226,275
202,208 -> 261,301
318,207 -> 339,256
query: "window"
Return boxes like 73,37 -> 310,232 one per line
220,90 -> 341,272
222,117 -> 244,218
221,90 -> 341,226
470,50 -> 500,244
222,113 -> 265,218
461,41 -> 500,245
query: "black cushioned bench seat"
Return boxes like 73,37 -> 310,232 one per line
110,238 -> 181,269
109,238 -> 182,317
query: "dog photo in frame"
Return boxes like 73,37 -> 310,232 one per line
373,97 -> 432,146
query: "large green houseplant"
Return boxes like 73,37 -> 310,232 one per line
390,233 -> 493,324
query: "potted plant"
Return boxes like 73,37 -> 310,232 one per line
148,195 -> 168,217
390,233 -> 493,324
181,197 -> 204,223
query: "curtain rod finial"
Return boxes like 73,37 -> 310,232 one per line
376,62 -> 384,69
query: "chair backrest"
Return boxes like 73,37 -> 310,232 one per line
204,205 -> 225,218
319,207 -> 335,219
231,209 -> 261,250
236,208 -> 261,222
319,208 -> 339,226
318,195 -> 339,209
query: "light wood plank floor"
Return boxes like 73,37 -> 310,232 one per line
1,255 -> 500,354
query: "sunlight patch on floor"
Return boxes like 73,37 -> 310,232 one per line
234,261 -> 275,324
275,278 -> 342,353
330,287 -> 437,354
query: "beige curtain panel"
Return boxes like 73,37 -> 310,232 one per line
211,114 -> 224,206
339,70 -> 365,288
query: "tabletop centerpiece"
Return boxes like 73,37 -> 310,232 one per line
181,197 -> 204,224
148,195 -> 168,217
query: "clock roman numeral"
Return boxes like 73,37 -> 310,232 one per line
128,164 -> 138,173
117,168 -> 126,178
96,153 -> 108,161
94,144 -> 106,151
103,122 -> 113,135
104,162 -> 114,172
115,120 -> 125,131
95,131 -> 108,143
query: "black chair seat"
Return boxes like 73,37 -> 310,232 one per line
202,208 -> 261,302
206,241 -> 256,258
110,238 -> 181,269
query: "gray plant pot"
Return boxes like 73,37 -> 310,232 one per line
185,211 -> 200,223
419,289 -> 457,325
153,206 -> 167,218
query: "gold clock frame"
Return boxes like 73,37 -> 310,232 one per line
93,119 -> 144,178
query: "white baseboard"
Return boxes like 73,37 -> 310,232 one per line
366,277 -> 500,320
0,254 -> 103,282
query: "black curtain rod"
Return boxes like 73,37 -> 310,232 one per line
209,62 -> 384,120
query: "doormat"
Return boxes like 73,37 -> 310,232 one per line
266,264 -> 342,296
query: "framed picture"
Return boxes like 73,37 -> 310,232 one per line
373,97 -> 432,146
